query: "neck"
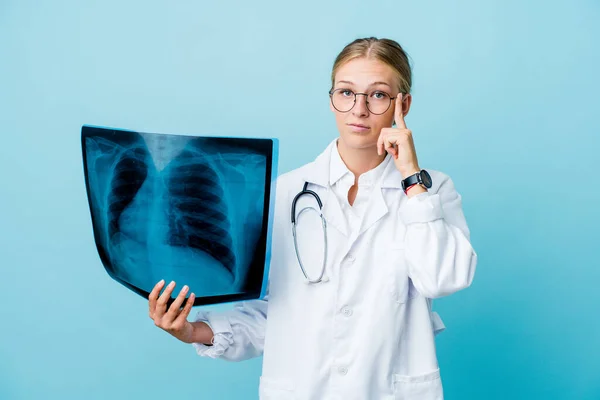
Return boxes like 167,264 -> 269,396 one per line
336,139 -> 386,180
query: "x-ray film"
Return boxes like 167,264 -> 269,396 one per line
81,125 -> 278,306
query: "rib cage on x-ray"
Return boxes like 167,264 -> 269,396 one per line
108,146 -> 150,239
164,147 -> 236,275
82,128 -> 271,303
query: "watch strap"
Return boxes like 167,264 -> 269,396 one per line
401,172 -> 421,191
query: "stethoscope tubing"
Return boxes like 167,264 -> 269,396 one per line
291,182 -> 328,284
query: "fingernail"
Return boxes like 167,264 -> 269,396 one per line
159,279 -> 165,284
182,285 -> 189,292
169,281 -> 175,287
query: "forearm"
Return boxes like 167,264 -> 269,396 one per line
191,299 -> 268,361
399,175 -> 477,298
190,321 -> 214,345
405,218 -> 476,298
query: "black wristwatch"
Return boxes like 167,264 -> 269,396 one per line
401,170 -> 433,192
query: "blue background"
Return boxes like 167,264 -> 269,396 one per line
1,0 -> 598,399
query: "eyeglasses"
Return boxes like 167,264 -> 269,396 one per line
328,88 -> 398,115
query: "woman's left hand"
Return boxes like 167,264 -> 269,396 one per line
377,94 -> 420,178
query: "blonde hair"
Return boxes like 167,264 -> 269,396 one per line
331,37 -> 412,94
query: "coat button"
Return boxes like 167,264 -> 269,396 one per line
338,366 -> 348,375
341,306 -> 353,317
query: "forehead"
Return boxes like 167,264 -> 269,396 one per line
334,57 -> 397,87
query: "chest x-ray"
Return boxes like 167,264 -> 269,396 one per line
81,125 -> 278,305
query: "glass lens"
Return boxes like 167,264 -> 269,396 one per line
367,91 -> 391,114
331,89 -> 355,112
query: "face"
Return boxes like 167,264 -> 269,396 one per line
330,57 -> 412,151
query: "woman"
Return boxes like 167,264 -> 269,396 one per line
148,37 -> 477,399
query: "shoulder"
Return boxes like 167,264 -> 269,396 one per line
274,138 -> 335,193
275,165 -> 310,187
274,161 -> 316,192
271,163 -> 314,210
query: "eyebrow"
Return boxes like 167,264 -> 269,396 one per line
336,80 -> 392,89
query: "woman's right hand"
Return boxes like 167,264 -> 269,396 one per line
149,280 -> 197,343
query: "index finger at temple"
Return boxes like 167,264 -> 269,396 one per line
394,94 -> 407,129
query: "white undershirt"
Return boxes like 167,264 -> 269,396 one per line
328,142 -> 391,235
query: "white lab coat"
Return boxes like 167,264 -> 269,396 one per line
193,139 -> 477,400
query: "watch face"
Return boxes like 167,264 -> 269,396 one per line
420,170 -> 433,188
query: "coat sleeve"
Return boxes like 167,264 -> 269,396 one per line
191,293 -> 268,362
399,172 -> 477,299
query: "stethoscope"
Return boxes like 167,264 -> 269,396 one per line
290,182 -> 329,284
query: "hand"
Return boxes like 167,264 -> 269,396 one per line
149,280 -> 196,343
377,93 -> 420,178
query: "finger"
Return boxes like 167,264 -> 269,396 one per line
384,137 -> 396,158
165,284 -> 190,321
149,279 -> 165,318
384,136 -> 399,158
394,94 -> 407,129
156,280 -> 176,319
379,128 -> 394,156
175,293 -> 196,324
384,134 -> 397,150
383,136 -> 392,152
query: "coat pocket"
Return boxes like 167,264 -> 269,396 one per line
259,376 -> 296,400
393,368 -> 443,400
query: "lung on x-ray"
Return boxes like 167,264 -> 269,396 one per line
81,125 -> 278,306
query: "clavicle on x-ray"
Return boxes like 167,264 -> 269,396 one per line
81,125 -> 278,306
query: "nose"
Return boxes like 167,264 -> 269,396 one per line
352,94 -> 369,117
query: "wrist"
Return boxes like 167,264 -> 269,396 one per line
399,165 -> 420,179
190,321 -> 214,345
405,183 -> 427,198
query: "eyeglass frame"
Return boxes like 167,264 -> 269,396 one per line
328,88 -> 404,115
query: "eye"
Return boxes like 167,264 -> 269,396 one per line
371,91 -> 388,100
340,89 -> 354,97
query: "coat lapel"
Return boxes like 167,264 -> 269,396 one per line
355,185 -> 388,239
354,157 -> 404,238
321,188 -> 348,237
300,139 -> 349,237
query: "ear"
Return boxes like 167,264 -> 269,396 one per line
402,93 -> 413,118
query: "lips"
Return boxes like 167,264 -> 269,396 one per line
348,123 -> 369,129
347,123 -> 370,133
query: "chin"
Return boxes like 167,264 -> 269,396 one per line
338,131 -> 378,150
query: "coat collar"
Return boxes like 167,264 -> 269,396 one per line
298,138 -> 405,239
